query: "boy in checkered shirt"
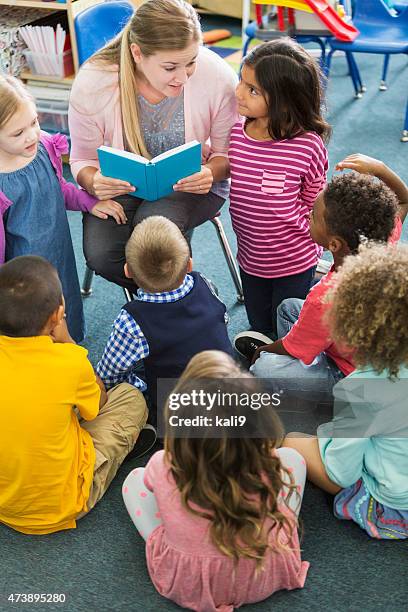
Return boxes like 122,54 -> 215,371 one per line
97,216 -> 233,424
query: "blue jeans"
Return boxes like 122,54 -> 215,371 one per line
251,298 -> 344,403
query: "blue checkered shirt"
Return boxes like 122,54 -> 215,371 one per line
97,274 -> 200,391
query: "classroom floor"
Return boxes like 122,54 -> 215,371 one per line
2,14 -> 408,612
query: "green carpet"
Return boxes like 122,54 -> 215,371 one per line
1,44 -> 407,612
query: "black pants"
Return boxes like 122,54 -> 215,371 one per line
83,191 -> 225,292
240,265 -> 316,338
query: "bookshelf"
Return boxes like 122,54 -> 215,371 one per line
19,70 -> 74,84
1,0 -> 141,138
1,0 -> 109,83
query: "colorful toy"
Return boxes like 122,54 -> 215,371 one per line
202,29 -> 232,44
254,0 -> 359,42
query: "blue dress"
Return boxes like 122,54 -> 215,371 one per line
0,143 -> 84,342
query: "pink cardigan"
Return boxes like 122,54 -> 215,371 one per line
0,132 -> 97,265
68,46 -> 239,181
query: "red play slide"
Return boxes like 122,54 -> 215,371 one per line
304,0 -> 359,41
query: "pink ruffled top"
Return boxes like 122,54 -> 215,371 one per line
144,450 -> 309,612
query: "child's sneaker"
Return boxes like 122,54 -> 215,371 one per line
234,331 -> 272,362
125,424 -> 157,461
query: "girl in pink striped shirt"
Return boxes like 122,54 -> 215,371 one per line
230,38 -> 330,338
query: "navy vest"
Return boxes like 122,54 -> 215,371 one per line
123,272 -> 233,415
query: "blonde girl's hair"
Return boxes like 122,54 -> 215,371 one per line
164,350 -> 298,568
326,243 -> 408,379
0,74 -> 33,131
90,0 -> 202,157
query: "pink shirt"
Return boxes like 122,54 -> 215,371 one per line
144,450 -> 309,612
229,121 -> 328,278
68,47 -> 239,181
282,217 -> 403,374
282,269 -> 355,375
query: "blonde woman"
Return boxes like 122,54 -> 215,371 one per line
69,0 -> 238,291
122,351 -> 309,611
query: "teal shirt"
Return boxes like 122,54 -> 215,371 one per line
318,365 -> 408,509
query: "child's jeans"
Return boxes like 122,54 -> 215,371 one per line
251,298 -> 344,403
77,383 -> 147,518
239,267 -> 316,338
122,447 -> 306,541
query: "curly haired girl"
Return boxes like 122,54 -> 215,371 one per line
284,243 -> 408,539
122,350 -> 309,611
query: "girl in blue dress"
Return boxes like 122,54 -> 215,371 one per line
0,75 -> 126,342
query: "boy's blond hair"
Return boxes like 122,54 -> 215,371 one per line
125,216 -> 190,293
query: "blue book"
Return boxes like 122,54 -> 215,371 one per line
97,140 -> 202,201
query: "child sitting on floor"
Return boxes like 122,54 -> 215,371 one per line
97,216 -> 233,423
284,243 -> 408,539
0,256 -> 147,535
235,154 -> 407,402
122,350 -> 309,611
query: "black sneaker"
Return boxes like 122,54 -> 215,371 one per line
125,424 -> 157,461
234,331 -> 272,362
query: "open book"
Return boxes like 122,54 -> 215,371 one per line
97,141 -> 202,201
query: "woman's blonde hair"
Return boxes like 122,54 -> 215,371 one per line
0,75 -> 33,131
326,243 -> 408,379
90,0 -> 202,157
164,350 -> 297,567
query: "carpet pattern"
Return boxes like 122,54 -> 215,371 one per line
1,21 -> 408,611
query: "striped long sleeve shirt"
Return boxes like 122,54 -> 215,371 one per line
229,121 -> 328,278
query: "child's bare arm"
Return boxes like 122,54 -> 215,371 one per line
336,154 -> 408,223
94,373 -> 107,408
252,338 -> 291,365
50,318 -> 75,344
282,435 -> 341,495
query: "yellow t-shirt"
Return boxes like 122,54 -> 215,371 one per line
0,335 -> 100,534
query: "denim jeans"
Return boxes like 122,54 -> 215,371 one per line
251,297 -> 344,403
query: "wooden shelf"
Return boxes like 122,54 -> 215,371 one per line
4,0 -> 110,82
20,70 -> 74,84
0,0 -> 68,9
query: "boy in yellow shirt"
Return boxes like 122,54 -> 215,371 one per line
0,255 -> 148,534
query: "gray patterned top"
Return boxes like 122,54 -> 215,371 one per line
138,94 -> 229,200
